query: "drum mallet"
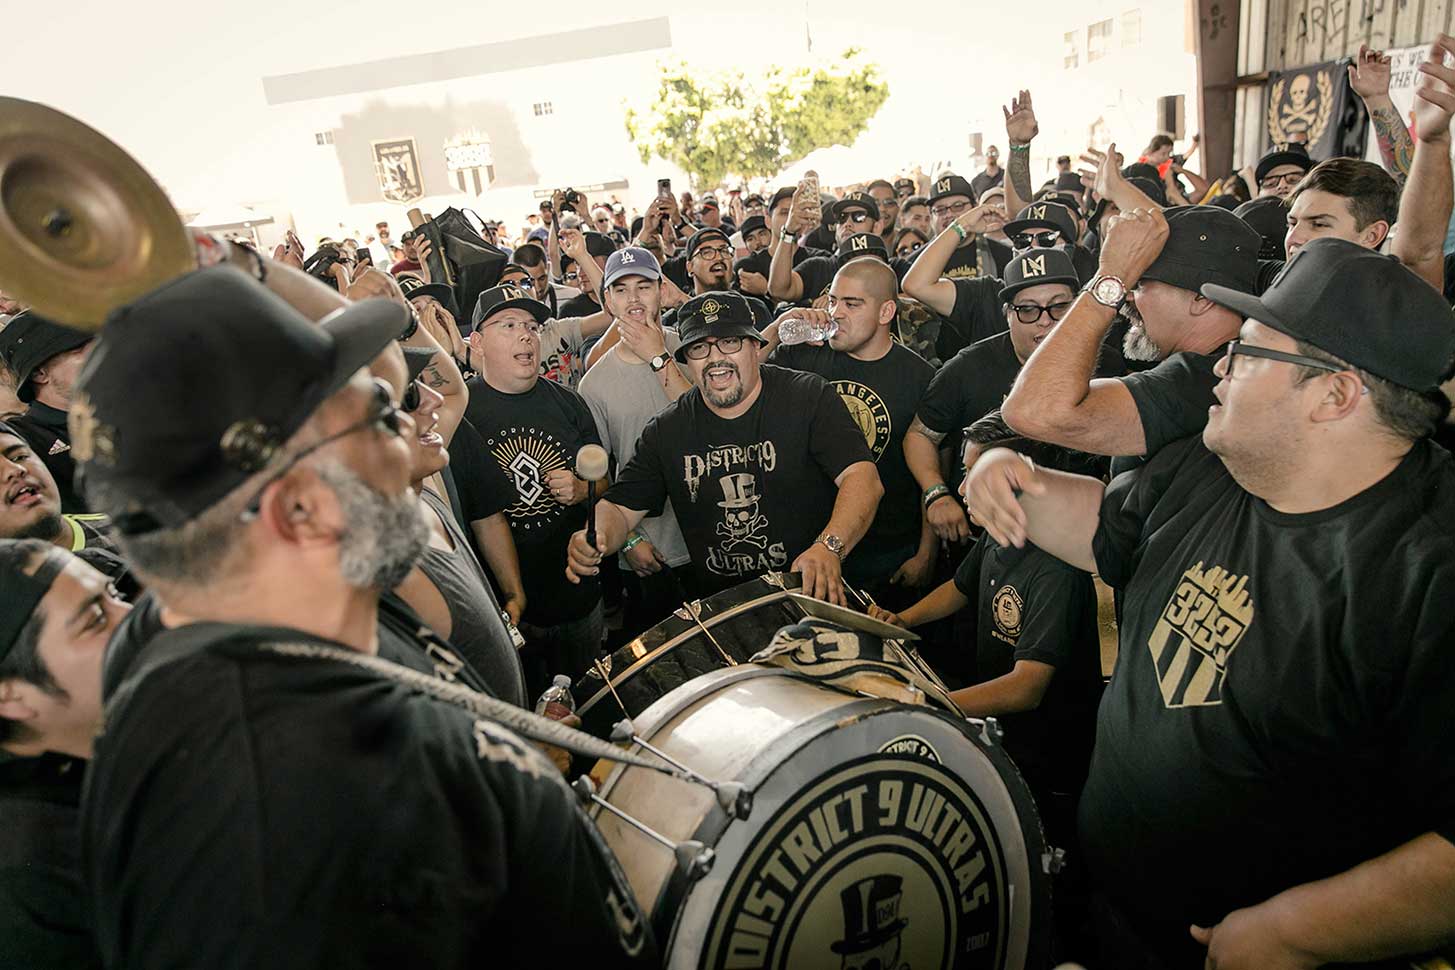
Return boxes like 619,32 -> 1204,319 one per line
576,444 -> 609,552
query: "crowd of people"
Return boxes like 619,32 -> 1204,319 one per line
2,34 -> 1455,970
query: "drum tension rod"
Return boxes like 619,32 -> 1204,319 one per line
593,656 -> 632,719
678,599 -> 738,667
611,720 -> 754,821
572,776 -> 716,882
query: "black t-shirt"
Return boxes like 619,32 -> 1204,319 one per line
768,342 -> 935,576
443,417 -> 516,527
952,535 -> 1102,794
1108,350 -> 1221,476
947,277 -> 1012,349
1257,257 -> 1285,294
464,377 -> 602,626
1084,434 -> 1455,963
606,365 -> 874,594
917,330 -> 1023,437
85,622 -> 655,970
970,169 -> 1004,199
0,751 -> 101,970
557,292 -> 600,319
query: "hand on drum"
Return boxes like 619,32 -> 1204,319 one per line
1190,901 -> 1320,970
792,542 -> 846,606
961,448 -> 1045,549
867,604 -> 908,628
566,527 -> 606,583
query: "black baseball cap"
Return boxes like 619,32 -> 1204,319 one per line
928,174 -> 975,204
699,195 -> 720,211
672,291 -> 765,363
0,311 -> 92,403
739,215 -> 769,238
1004,200 -> 1078,241
893,177 -> 916,194
829,191 -> 880,224
1255,143 -> 1314,184
1202,237 -> 1455,391
472,283 -> 551,330
998,249 -> 1079,303
744,193 -> 766,208
582,231 -> 618,259
1141,205 -> 1261,295
1233,196 -> 1290,260
0,540 -> 65,665
1127,176 -> 1169,207
396,276 -> 460,323
835,233 -> 890,264
72,267 -> 407,535
685,227 -> 732,260
1055,172 -> 1084,195
770,186 -> 797,210
1121,162 -> 1162,183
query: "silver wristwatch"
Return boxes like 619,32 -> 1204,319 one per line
1089,274 -> 1128,309
649,353 -> 670,373
816,533 -> 845,560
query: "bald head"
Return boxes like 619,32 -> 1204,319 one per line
834,256 -> 898,306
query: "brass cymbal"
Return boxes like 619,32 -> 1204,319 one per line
0,97 -> 194,331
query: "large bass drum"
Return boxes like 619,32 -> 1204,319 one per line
580,580 -> 1055,970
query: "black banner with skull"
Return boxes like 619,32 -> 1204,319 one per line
1264,59 -> 1368,162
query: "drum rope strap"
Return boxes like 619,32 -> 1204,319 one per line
256,640 -> 708,783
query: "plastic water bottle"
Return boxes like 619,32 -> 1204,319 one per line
534,674 -> 576,719
777,315 -> 838,346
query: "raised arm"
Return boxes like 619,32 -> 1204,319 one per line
1078,143 -> 1161,213
1002,89 -> 1039,218
901,204 -> 1005,316
1391,35 -> 1455,292
1000,207 -> 1168,456
1351,44 -> 1415,185
768,182 -> 818,303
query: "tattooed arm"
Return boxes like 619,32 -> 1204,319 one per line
1350,45 -> 1414,184
1002,89 -> 1038,217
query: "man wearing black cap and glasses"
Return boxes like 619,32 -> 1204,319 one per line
0,312 -> 92,513
1253,143 -> 1314,200
769,190 -> 886,305
905,249 -> 1098,550
963,237 -> 1455,969
922,173 -> 1012,280
74,267 -> 653,969
0,540 -> 126,969
566,291 -> 882,606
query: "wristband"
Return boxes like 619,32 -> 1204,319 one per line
922,483 -> 952,509
1008,142 -> 1031,152
950,223 -> 969,242
780,230 -> 799,244
398,306 -> 419,341
622,532 -> 646,551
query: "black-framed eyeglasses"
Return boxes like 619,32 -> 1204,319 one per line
1010,301 -> 1074,324
1012,230 -> 1062,249
1221,339 -> 1345,378
684,336 -> 746,360
692,245 -> 733,261
931,200 -> 972,218
1259,172 -> 1304,189
239,378 -> 405,522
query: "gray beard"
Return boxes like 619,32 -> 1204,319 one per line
701,362 -> 745,409
315,459 -> 429,592
1121,306 -> 1166,362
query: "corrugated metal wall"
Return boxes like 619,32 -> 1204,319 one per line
1233,0 -> 1450,165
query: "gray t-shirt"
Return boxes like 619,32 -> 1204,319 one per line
578,329 -> 691,569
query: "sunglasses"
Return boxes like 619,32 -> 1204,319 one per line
837,210 -> 874,225
240,378 -> 404,521
402,381 -> 421,413
1012,230 -> 1062,249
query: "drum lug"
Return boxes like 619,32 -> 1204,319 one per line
611,719 -> 637,743
675,841 -> 716,881
716,782 -> 754,821
1042,847 -> 1066,875
976,716 -> 1005,746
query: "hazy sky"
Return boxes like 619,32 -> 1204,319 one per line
11,0 -> 1186,208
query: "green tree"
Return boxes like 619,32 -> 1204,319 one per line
624,49 -> 889,188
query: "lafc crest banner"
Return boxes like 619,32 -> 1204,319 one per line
1265,60 -> 1368,160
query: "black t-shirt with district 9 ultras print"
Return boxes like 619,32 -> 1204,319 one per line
1083,434 -> 1455,967
605,365 -> 873,594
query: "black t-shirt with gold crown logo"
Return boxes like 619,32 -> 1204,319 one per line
1084,433 -> 1455,965
768,342 -> 935,578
